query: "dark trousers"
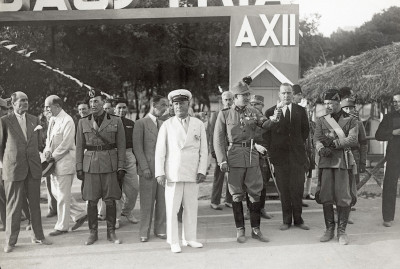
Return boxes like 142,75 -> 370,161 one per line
4,173 -> 45,246
274,152 -> 305,225
46,175 -> 57,214
0,174 -> 6,228
382,159 -> 400,222
211,160 -> 232,205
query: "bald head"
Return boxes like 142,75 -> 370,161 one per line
44,95 -> 63,117
11,91 -> 29,114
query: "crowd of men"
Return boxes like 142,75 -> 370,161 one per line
0,80 -> 399,253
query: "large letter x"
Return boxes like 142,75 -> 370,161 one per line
259,14 -> 280,46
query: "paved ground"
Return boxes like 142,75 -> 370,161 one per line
1,173 -> 399,269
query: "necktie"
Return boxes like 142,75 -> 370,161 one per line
285,107 -> 291,123
17,115 -> 27,140
156,118 -> 160,130
183,118 -> 188,133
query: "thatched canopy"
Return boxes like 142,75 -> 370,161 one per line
299,42 -> 400,105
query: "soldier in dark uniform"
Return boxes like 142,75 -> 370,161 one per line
214,81 -> 276,243
76,90 -> 126,245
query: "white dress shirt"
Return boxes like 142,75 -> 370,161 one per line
15,112 -> 27,140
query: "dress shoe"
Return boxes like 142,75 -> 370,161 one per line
71,215 -> 87,231
140,237 -> 148,242
122,213 -> 139,224
170,244 -> 181,253
155,233 -> 167,239
304,194 -> 315,200
182,240 -> 203,248
49,230 -> 68,236
46,211 -> 57,218
279,224 -> 291,231
295,223 -> 310,230
3,245 -> 14,253
210,203 -> 223,210
302,201 -> 309,207
320,229 -> 335,242
236,227 -> 246,243
107,231 -> 122,244
383,221 -> 393,227
224,202 -> 233,208
32,238 -> 52,245
85,231 -> 98,245
251,227 -> 269,243
260,208 -> 272,219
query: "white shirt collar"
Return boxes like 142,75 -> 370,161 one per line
148,113 -> 157,125
14,112 -> 26,120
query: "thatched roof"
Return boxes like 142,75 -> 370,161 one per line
299,42 -> 400,105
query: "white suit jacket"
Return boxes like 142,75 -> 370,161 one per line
155,116 -> 208,182
44,109 -> 76,176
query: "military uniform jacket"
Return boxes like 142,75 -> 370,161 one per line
314,112 -> 358,169
213,104 -> 273,168
76,113 -> 126,173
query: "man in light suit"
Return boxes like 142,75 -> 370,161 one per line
155,89 -> 208,253
76,89 -> 126,245
44,95 -> 87,236
0,92 -> 52,253
133,95 -> 168,242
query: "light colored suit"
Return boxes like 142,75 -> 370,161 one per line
44,109 -> 86,231
0,112 -> 45,246
133,115 -> 166,238
155,116 -> 208,244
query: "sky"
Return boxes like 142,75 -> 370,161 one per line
284,0 -> 400,36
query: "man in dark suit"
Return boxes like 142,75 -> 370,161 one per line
133,95 -> 168,242
0,91 -> 52,253
0,97 -> 9,232
264,83 -> 310,231
376,93 -> 400,228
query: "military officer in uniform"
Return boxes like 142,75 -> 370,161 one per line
76,89 -> 126,245
314,89 -> 358,245
214,81 -> 276,243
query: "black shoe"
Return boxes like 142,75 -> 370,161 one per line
49,230 -> 68,236
295,223 -> 310,230
251,227 -> 269,243
279,224 -> 291,231
107,230 -> 122,244
155,233 -> 167,239
71,215 -> 87,231
85,230 -> 98,245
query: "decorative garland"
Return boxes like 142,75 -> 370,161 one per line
0,39 -> 111,98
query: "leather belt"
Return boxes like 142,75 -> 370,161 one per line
85,144 -> 117,151
229,141 -> 254,147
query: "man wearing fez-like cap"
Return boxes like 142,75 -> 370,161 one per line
155,89 -> 208,253
76,89 -> 126,245
247,95 -> 272,220
214,81 -> 277,244
314,88 -> 358,245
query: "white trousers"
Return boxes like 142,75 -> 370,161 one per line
51,174 -> 86,231
165,182 -> 199,245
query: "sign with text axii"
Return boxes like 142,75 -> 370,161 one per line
0,1 -> 299,89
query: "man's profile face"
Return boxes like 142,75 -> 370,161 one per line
78,104 -> 89,118
89,96 -> 104,115
153,98 -> 168,117
279,85 -> 293,105
103,102 -> 113,114
115,103 -> 128,118
393,95 -> 400,112
173,100 -> 189,118
44,99 -> 59,117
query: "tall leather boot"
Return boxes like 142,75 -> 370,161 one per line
85,202 -> 98,245
249,201 -> 269,243
337,206 -> 351,245
320,204 -> 335,242
260,187 -> 272,219
232,201 -> 246,243
106,201 -> 122,244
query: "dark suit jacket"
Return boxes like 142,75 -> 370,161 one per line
132,116 -> 159,177
264,104 -> 309,166
375,110 -> 400,163
0,112 -> 42,181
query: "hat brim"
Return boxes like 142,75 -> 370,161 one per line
171,96 -> 189,102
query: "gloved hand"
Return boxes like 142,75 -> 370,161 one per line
319,147 -> 333,157
117,170 -> 126,189
77,170 -> 84,181
254,143 -> 267,155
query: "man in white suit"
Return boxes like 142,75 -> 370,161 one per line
44,95 -> 87,236
155,89 -> 208,253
